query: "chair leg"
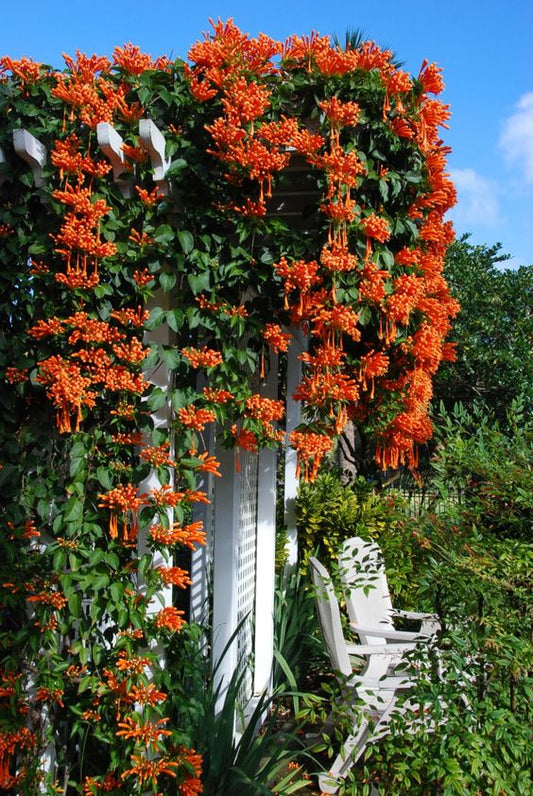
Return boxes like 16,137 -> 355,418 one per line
317,718 -> 369,794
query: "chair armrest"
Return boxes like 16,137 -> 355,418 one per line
346,642 -> 419,655
392,609 -> 438,621
349,622 -> 431,642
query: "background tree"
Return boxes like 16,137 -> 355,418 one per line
435,236 -> 533,420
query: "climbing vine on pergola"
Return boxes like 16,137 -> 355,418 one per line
0,20 -> 457,794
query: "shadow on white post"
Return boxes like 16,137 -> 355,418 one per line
283,328 -> 308,567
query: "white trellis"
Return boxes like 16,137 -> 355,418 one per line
2,118 -> 307,729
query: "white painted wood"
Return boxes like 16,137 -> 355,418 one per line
138,290 -> 173,617
339,537 -> 440,642
96,122 -> 134,198
0,147 -> 8,188
139,119 -> 170,195
309,556 -> 417,794
283,327 -> 308,566
211,438 -> 241,713
13,129 -> 46,187
253,353 -> 279,695
189,416 -> 214,626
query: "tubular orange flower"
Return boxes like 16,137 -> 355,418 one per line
289,430 -> 333,481
231,425 -> 258,452
98,484 -> 147,541
135,185 -> 163,206
133,268 -> 155,287
360,213 -> 391,243
110,307 -> 150,327
5,367 -> 28,384
156,567 -> 192,588
262,323 -> 291,353
196,452 -> 222,476
113,44 -> 157,75
202,387 -> 234,403
150,485 -> 185,508
36,355 -> 97,433
121,754 -> 179,785
116,716 -> 171,749
182,346 -> 223,368
177,406 -> 216,431
115,651 -> 151,674
140,442 -> 176,468
245,394 -> 284,422
128,682 -> 167,706
154,606 -> 186,632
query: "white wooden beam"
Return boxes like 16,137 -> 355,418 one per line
139,119 -> 170,195
96,122 -> 133,198
13,129 -> 46,187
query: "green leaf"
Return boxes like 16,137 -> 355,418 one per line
160,346 -> 181,369
63,496 -> 83,523
144,306 -> 166,329
188,271 -> 211,295
147,388 -> 167,412
67,591 -> 82,619
165,158 -> 187,177
96,467 -> 113,490
110,582 -> 125,604
160,272 -> 177,292
166,308 -> 184,332
178,229 -> 194,255
154,223 -> 175,244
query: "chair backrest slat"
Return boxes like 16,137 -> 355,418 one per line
338,537 -> 395,645
309,556 -> 353,677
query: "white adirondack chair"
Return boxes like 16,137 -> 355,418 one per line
338,536 -> 440,646
309,556 -> 421,794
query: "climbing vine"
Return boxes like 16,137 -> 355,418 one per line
0,20 -> 457,794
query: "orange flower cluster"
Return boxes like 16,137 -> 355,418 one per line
0,727 -> 37,791
30,312 -> 149,432
188,21 -> 307,214
98,484 -> 147,541
156,566 -> 192,588
116,715 -> 171,749
113,43 -> 169,76
182,346 -> 223,368
0,56 -> 42,88
262,323 -> 291,353
52,49 -> 142,128
150,521 -> 206,548
5,367 -> 28,384
140,442 -> 176,468
289,430 -> 334,481
245,395 -> 284,423
187,23 -> 458,473
177,406 -> 216,431
52,181 -> 116,280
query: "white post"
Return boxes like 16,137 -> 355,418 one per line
211,439 -> 241,711
253,353 -> 278,695
138,290 -> 173,618
189,417 -> 214,626
283,328 -> 307,566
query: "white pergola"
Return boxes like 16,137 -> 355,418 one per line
1,119 -> 311,721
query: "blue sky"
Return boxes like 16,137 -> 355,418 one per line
2,0 -> 532,266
